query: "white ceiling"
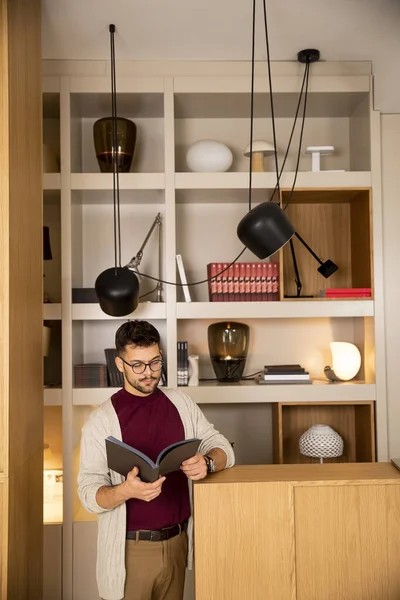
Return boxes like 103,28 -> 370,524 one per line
42,0 -> 400,113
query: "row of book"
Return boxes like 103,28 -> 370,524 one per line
177,341 -> 189,386
257,364 -> 311,385
207,262 -> 279,302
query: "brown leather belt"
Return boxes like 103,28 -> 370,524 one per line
126,520 -> 188,542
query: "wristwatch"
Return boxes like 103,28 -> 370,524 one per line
204,455 -> 216,474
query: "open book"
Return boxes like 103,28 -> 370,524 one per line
105,436 -> 201,483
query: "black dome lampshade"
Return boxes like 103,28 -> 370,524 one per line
95,267 -> 140,317
237,202 -> 295,259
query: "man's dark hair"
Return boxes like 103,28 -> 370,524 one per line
115,320 -> 160,355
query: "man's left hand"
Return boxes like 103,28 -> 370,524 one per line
181,453 -> 207,481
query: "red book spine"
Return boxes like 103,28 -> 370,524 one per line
216,262 -> 223,301
250,263 -> 257,301
209,263 -> 218,302
261,262 -> 268,301
239,263 -> 246,301
233,263 -> 240,302
227,264 -> 235,301
222,262 -> 230,302
256,263 -> 262,301
272,262 -> 279,301
267,262 -> 273,301
244,263 -> 251,301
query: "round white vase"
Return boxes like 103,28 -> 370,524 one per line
186,140 -> 233,172
299,424 -> 344,460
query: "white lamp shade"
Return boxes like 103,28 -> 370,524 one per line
330,341 -> 361,381
299,424 -> 344,459
186,140 -> 233,172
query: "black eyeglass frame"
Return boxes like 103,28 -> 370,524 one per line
118,356 -> 163,375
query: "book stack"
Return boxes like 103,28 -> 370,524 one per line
207,262 -> 279,302
177,341 -> 188,386
104,349 -> 124,388
319,287 -> 372,298
258,364 -> 311,385
74,363 -> 108,388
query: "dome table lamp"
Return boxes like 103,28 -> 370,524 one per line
244,140 -> 275,172
208,322 -> 249,383
299,424 -> 344,464
324,342 -> 361,382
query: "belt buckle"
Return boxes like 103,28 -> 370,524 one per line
149,530 -> 158,542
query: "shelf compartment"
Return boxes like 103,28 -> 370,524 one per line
272,400 -> 375,464
73,381 -> 376,406
177,300 -> 374,319
174,87 -> 370,118
281,188 -> 372,299
72,302 -> 167,320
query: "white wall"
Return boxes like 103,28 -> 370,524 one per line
42,0 -> 400,113
381,114 -> 400,457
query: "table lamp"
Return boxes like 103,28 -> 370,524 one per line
324,342 -> 361,382
299,424 -> 344,463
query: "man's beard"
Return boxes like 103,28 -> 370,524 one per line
124,368 -> 160,395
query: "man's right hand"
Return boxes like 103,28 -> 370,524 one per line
122,467 -> 166,502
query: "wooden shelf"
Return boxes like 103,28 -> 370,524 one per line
177,300 -> 374,319
44,388 -> 62,406
72,302 -> 167,320
73,381 -> 376,406
175,171 -> 371,192
70,173 -> 165,191
44,303 -> 62,320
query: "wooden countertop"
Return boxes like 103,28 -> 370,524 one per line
195,463 -> 400,486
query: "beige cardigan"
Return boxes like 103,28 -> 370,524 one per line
77,388 -> 235,600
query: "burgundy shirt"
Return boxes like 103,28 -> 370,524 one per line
112,387 -> 191,531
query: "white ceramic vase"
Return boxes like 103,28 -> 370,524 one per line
186,140 -> 233,172
188,355 -> 199,386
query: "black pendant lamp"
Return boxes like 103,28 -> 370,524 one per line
237,0 -> 294,258
95,25 -> 140,317
237,202 -> 294,259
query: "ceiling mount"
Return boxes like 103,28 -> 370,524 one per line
297,48 -> 320,64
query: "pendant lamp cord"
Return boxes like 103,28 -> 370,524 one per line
110,24 -> 122,273
248,0 -> 256,211
262,0 -> 280,205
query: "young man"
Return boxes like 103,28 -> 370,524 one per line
78,320 -> 235,600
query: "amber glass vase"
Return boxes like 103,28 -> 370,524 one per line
208,321 -> 250,382
93,117 -> 137,173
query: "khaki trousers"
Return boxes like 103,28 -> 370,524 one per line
123,531 -> 188,600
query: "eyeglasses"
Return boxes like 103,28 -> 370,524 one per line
119,356 -> 163,375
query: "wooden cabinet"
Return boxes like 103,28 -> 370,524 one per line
0,0 -> 43,597
194,463 -> 400,600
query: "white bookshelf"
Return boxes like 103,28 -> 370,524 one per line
176,300 -> 374,320
44,303 -> 62,320
72,380 -> 376,407
175,171 -> 372,191
71,173 -> 165,191
41,60 -> 388,599
44,387 -> 63,406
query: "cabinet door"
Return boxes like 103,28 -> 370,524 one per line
43,524 -> 62,600
73,522 -> 99,600
295,484 -> 400,600
194,481 -> 296,600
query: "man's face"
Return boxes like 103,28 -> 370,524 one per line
116,343 -> 162,396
